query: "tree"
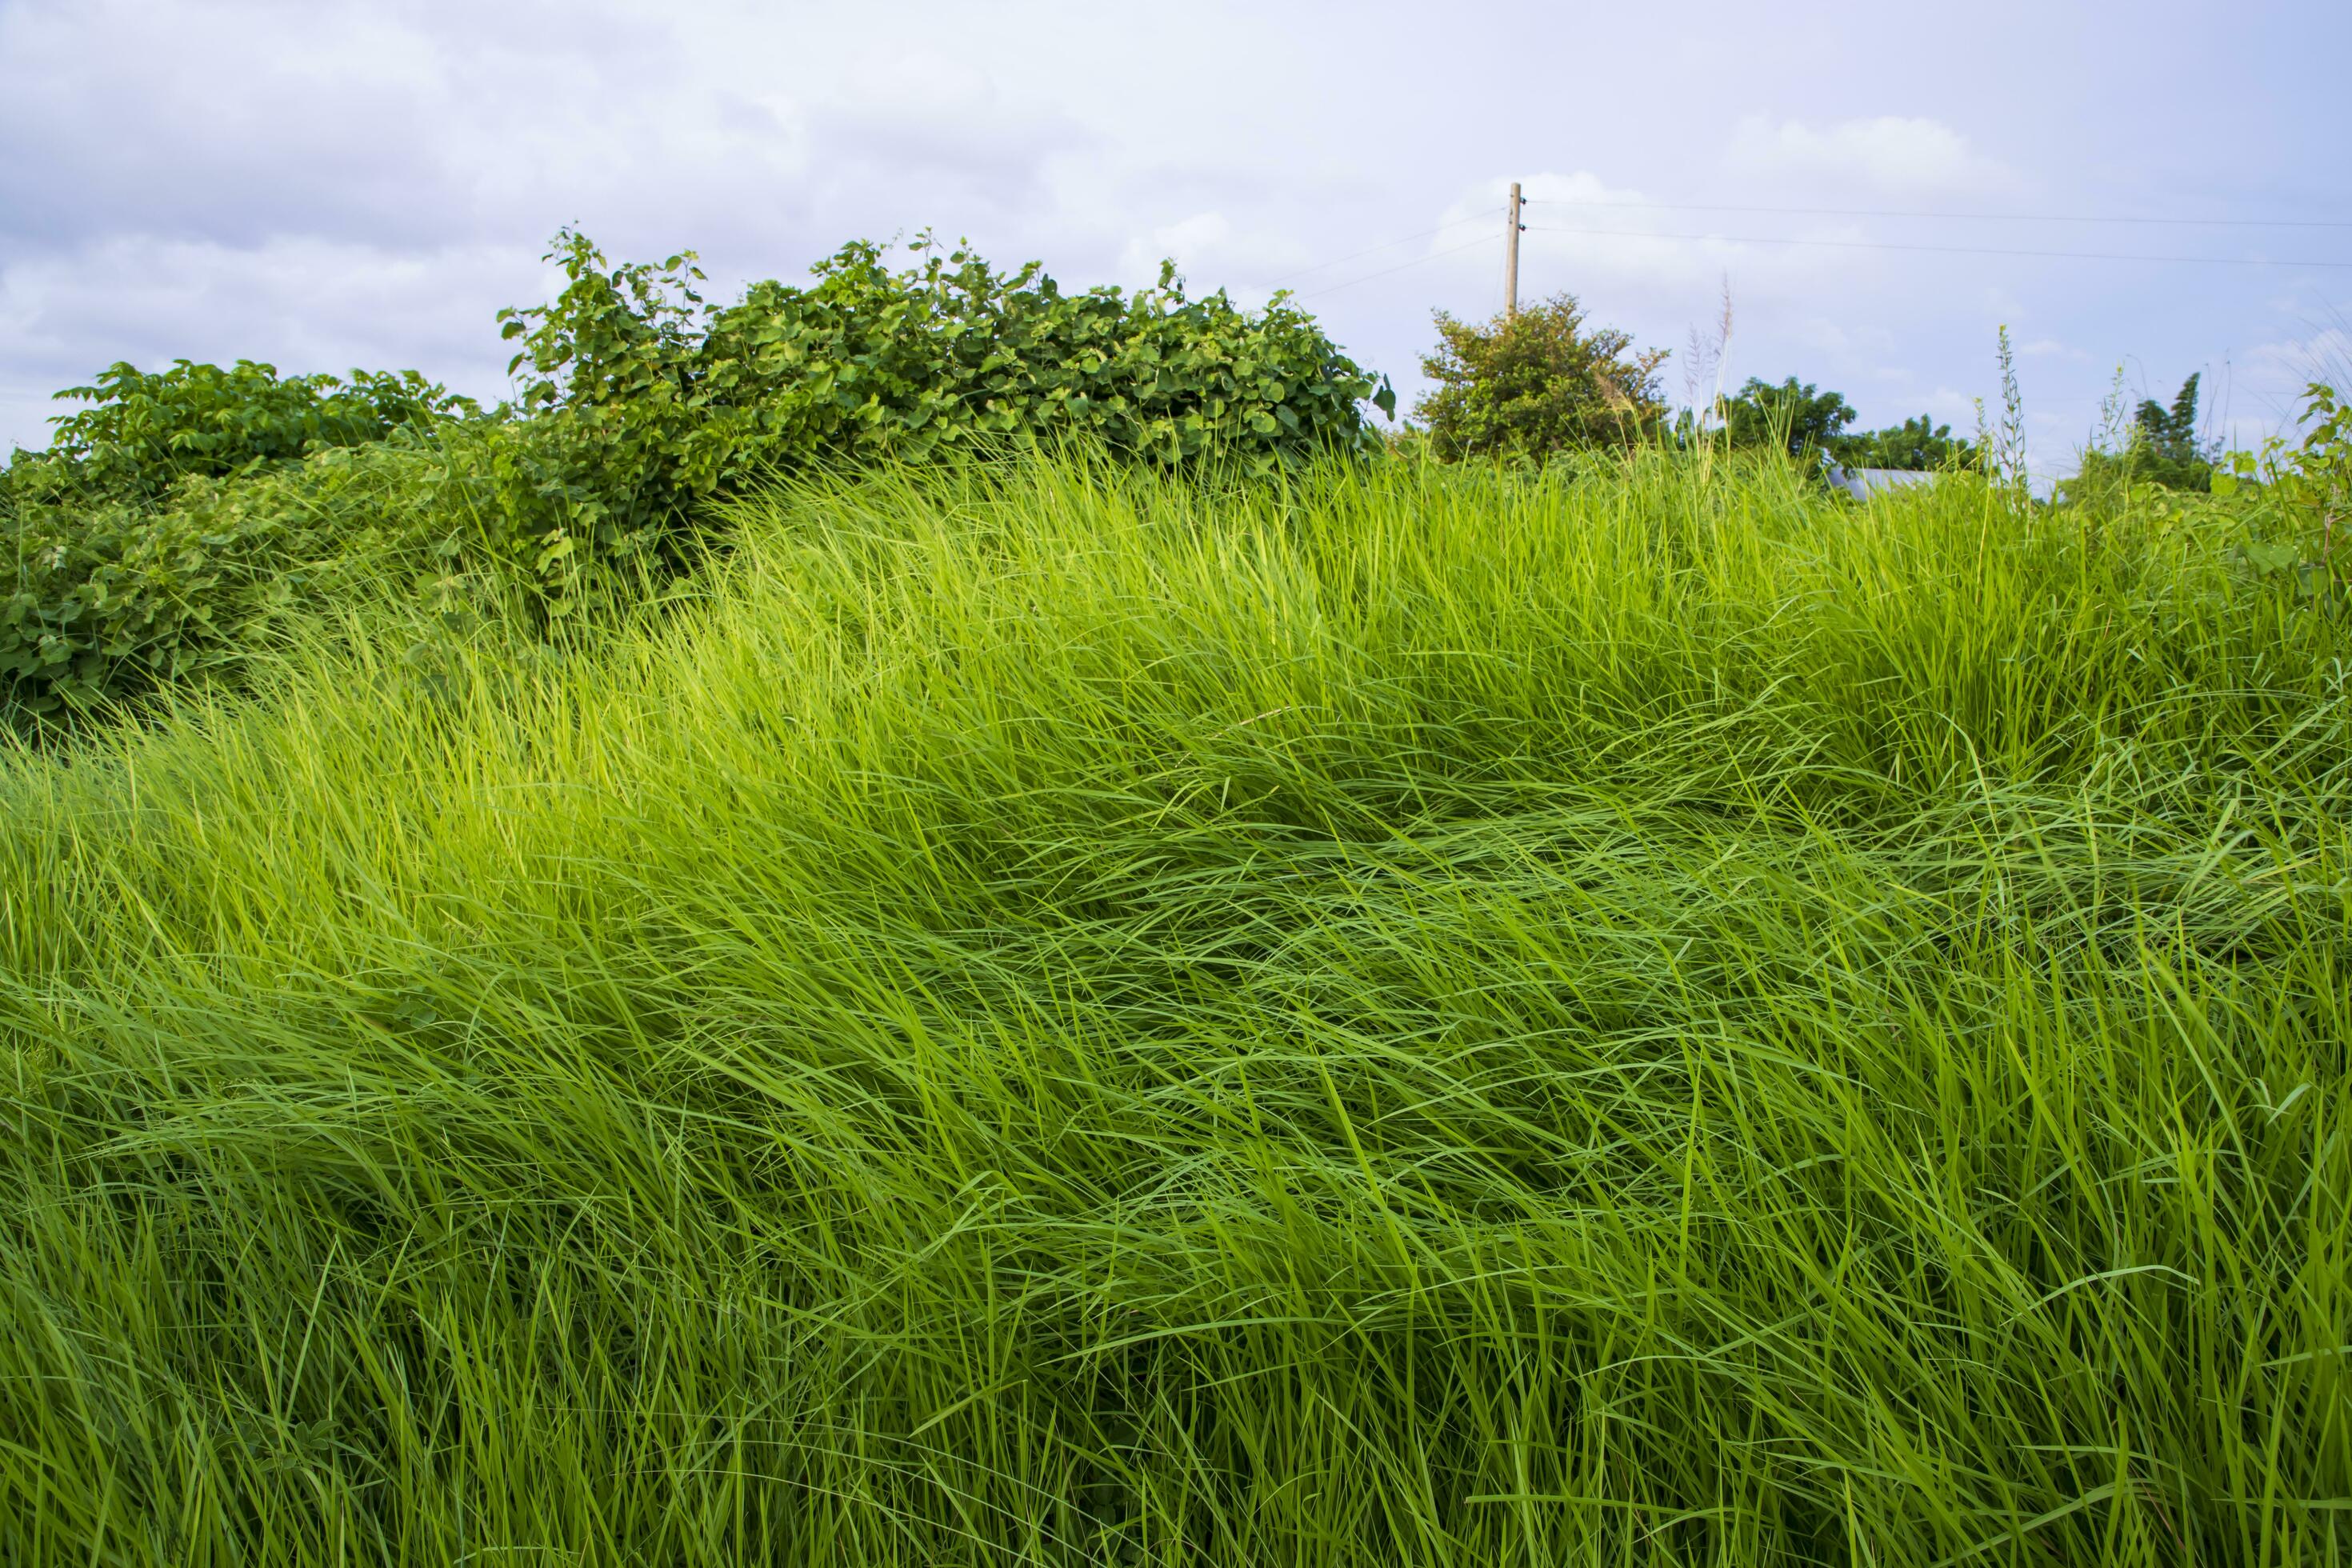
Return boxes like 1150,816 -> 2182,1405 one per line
1830,414 -> 1976,471
1413,294 -> 1669,462
2125,372 -> 2217,490
2060,372 -> 2217,502
1718,376 -> 1857,461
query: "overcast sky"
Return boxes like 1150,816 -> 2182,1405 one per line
3,0 -> 2346,474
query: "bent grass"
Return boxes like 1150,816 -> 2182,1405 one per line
2,454 -> 2346,1564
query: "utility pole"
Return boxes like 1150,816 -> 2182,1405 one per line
1505,182 -> 1524,318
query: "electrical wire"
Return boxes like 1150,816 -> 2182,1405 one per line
1268,210 -> 1500,287
1295,234 -> 1500,300
1522,223 -> 2352,269
1524,198 -> 2352,229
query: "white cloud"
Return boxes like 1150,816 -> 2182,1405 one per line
1117,213 -> 1310,298
1922,386 -> 1982,430
2239,325 -> 2352,425
2243,325 -> 2352,387
1425,170 -> 1893,320
1725,116 -> 2010,194
0,236 -> 539,450
0,0 -> 2330,478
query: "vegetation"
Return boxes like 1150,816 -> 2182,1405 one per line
498,229 -> 1393,544
1711,377 -> 1976,474
1830,412 -> 1975,470
3,230 -> 1385,723
2,358 -> 471,506
1717,374 -> 1859,459
2066,372 -> 2222,502
5,218 -> 2349,1560
2,450 -> 2347,1566
1412,294 -> 1670,462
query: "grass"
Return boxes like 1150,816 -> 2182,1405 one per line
1,452 -> 2346,1565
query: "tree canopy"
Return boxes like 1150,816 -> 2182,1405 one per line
2062,372 -> 2218,501
1832,414 -> 1976,471
1413,294 -> 1670,463
1718,377 -> 1858,460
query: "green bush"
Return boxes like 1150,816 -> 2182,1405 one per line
2,358 -> 472,509
1710,379 -> 1977,475
1717,375 -> 1858,460
496,230 -> 1394,550
1,434 -> 493,721
4,230 -> 1391,728
1831,413 -> 1976,471
2208,379 -> 2350,601
1410,293 -> 1669,463
0,358 -> 508,721
6,472 -> 358,720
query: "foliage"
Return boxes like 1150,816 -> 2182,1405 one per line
0,431 -> 537,721
2210,379 -> 2350,598
2,456 -> 2346,1563
1712,378 -> 1974,476
498,228 -> 1392,534
1412,293 -> 1668,462
2,358 -> 470,509
0,359 -> 502,721
2132,370 -> 2218,482
4,228 -> 1390,727
1830,413 -> 1976,470
2065,372 -> 2218,503
1718,375 -> 1858,460
0,486 -> 325,720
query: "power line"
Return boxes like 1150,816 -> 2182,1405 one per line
1268,210 -> 1499,287
1296,234 -> 1501,300
1527,198 -> 2352,230
1522,223 -> 2352,269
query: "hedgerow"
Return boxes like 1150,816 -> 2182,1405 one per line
2,230 -> 1390,724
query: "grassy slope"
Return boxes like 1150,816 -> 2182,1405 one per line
1,456 -> 2346,1566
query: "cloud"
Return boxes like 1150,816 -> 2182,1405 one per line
2239,324 -> 2352,422
0,0 -> 2330,480
1414,171 -> 1843,315
1725,116 -> 2010,194
0,234 -> 538,450
1117,213 -> 1312,297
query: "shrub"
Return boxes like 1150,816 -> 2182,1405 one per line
1712,381 -> 1977,475
2209,379 -> 2350,600
3,228 -> 1394,727
0,428 -> 553,722
2062,374 -> 2219,503
2,358 -> 473,510
1717,376 -> 1858,461
1411,293 -> 1669,463
497,230 -> 1394,541
4,467 -> 371,720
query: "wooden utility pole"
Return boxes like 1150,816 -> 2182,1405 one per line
1505,182 -> 1523,318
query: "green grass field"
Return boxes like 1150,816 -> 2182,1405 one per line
2,455 -> 2346,1564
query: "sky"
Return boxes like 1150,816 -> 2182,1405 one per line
3,0 -> 2347,477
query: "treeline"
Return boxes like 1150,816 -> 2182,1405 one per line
4,235 -> 2343,729
1408,293 -> 1977,472
1408,290 -> 2246,498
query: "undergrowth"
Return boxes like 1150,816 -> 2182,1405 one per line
1,454 -> 2345,1565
